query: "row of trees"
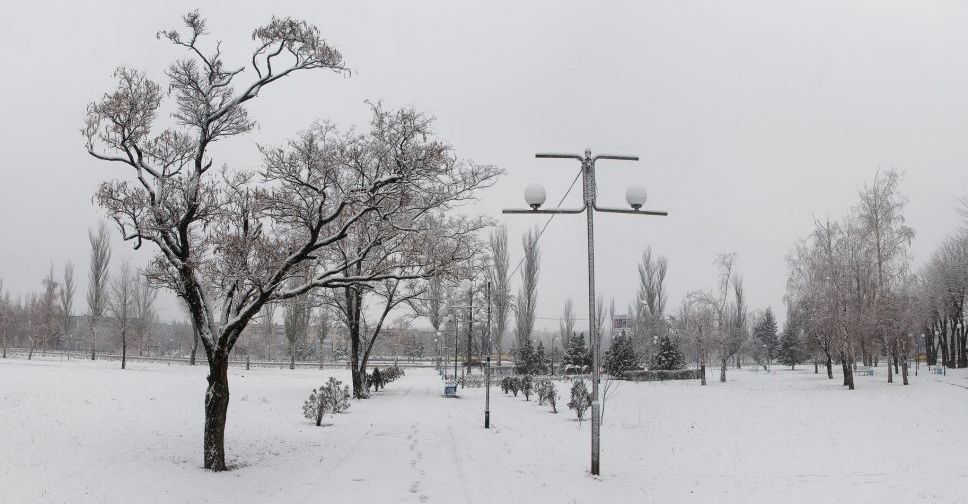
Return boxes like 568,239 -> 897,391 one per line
786,170 -> 923,389
0,225 -> 157,368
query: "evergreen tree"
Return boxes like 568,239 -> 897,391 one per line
603,331 -> 639,378
650,333 -> 685,370
516,338 -> 536,374
561,331 -> 591,372
533,340 -> 548,375
753,307 -> 780,366
776,322 -> 805,369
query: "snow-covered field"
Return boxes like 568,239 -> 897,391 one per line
1,358 -> 966,504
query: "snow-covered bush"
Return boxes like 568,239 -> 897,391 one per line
502,376 -> 521,396
383,365 -> 405,383
535,377 -> 558,413
520,374 -> 534,401
568,379 -> 591,425
303,377 -> 351,426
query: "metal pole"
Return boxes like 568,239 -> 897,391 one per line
467,283 -> 473,379
454,312 -> 459,381
581,149 -> 601,476
486,281 -> 492,428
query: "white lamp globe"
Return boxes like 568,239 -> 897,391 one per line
626,185 -> 648,210
524,184 -> 547,210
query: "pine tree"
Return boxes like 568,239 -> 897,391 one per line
533,340 -> 548,374
603,331 -> 639,378
776,323 -> 805,369
651,333 -> 685,370
561,331 -> 591,372
753,308 -> 780,367
516,338 -> 536,374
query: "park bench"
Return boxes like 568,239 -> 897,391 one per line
443,383 -> 458,397
855,367 -> 874,376
931,366 -> 943,375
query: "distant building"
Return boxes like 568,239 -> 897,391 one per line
612,314 -> 632,338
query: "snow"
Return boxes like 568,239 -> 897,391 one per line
1,357 -> 966,503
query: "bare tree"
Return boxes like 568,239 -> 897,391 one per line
488,225 -> 511,365
260,302 -> 276,362
515,227 -> 541,349
315,305 -> 331,369
85,11 -> 499,469
681,293 -> 714,386
283,275 -> 312,370
857,169 -> 914,380
109,263 -> 135,369
60,263 -> 75,350
0,278 -> 6,358
40,265 -> 60,354
559,297 -> 575,365
636,247 -> 669,356
87,223 -> 111,361
134,273 -> 157,357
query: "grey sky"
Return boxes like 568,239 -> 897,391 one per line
1,0 -> 967,329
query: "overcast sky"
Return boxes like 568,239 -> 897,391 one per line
2,0 -> 967,329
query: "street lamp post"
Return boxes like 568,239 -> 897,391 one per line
958,322 -> 964,369
938,328 -> 945,376
461,279 -> 473,380
485,280 -> 492,429
503,149 -> 667,476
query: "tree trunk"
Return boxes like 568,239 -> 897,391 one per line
190,324 -> 199,366
841,359 -> 854,390
350,329 -> 366,398
719,358 -> 727,383
893,352 -> 899,374
887,351 -> 892,383
245,355 -> 250,371
121,328 -> 127,370
901,357 -> 909,385
203,355 -> 230,471
90,319 -> 98,360
700,363 -> 706,386
289,344 -> 295,370
826,356 -> 833,379
814,359 -> 818,374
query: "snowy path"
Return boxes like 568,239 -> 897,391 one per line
2,358 -> 967,503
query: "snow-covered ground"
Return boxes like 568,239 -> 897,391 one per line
1,357 -> 966,503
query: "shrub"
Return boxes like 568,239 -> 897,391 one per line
535,377 -> 558,413
303,377 -> 352,426
520,374 -> 534,401
567,379 -> 592,425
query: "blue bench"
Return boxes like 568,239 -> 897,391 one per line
444,384 -> 458,397
856,368 -> 874,376
931,366 -> 943,375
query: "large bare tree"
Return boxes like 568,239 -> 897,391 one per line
84,12 -> 498,470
